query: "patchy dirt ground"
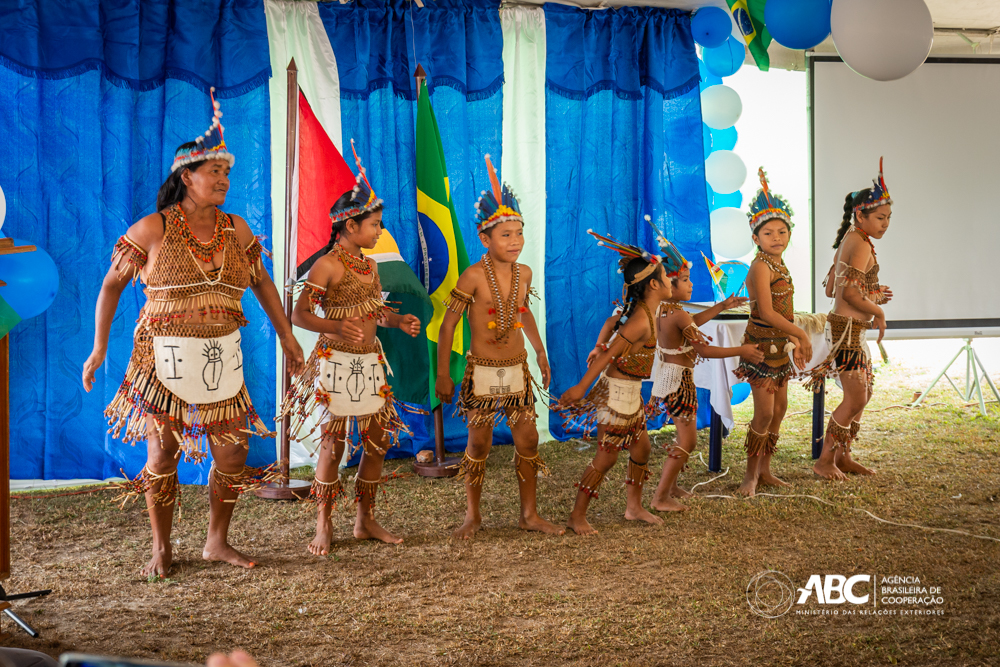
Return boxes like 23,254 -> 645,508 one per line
3,346 -> 999,666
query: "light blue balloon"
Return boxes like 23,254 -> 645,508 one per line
702,123 -> 713,157
691,6 -> 733,49
711,126 -> 738,151
710,190 -> 742,211
705,181 -> 716,208
765,0 -> 831,51
730,381 -> 752,405
703,36 -> 745,78
0,238 -> 59,320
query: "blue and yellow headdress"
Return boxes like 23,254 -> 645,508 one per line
854,157 -> 892,213
747,168 -> 794,232
645,215 -> 691,277
474,154 -> 523,232
330,139 -> 384,224
171,87 -> 235,173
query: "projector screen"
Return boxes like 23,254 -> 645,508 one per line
810,55 -> 1000,339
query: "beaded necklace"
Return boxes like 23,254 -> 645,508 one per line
482,252 -> 522,342
336,243 -> 373,276
757,251 -> 790,280
852,226 -> 877,260
173,204 -> 225,264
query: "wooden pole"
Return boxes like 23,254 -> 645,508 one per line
1,334 -> 10,582
256,58 -> 309,499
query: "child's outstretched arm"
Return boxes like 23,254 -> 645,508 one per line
746,262 -> 813,365
559,313 -> 649,406
290,257 -> 365,344
520,272 -> 550,389
586,314 -> 618,367
692,294 -> 748,326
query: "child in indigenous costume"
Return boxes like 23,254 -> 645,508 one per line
734,169 -> 812,497
281,142 -> 421,555
82,90 -> 305,577
808,158 -> 893,479
644,220 -> 762,511
560,231 -> 673,535
436,155 -> 562,540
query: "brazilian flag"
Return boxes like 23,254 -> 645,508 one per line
415,79 -> 471,408
727,0 -> 772,71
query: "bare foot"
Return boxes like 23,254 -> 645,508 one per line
651,496 -> 689,512
624,506 -> 665,525
452,515 -> 482,540
670,484 -> 694,499
354,514 -> 403,544
519,513 -> 566,535
203,540 -> 255,569
141,544 -> 172,578
758,472 -> 791,488
813,460 -> 848,481
308,517 -> 334,556
566,513 -> 598,536
736,477 -> 758,497
836,456 -> 876,476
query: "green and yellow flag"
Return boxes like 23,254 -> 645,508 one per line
0,292 -> 20,338
415,78 -> 471,408
727,0 -> 772,71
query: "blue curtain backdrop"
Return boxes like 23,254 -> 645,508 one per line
0,0 -> 274,482
543,4 -> 714,440
318,0 -> 506,461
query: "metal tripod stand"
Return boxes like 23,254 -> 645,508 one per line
911,338 -> 1000,416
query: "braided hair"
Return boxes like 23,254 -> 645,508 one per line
833,188 -> 873,249
322,189 -> 385,256
613,257 -> 662,333
156,142 -> 206,211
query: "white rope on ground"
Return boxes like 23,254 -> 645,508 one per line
686,452 -> 1000,544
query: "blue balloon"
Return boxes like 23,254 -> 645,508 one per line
0,238 -> 59,320
702,123 -> 713,157
710,190 -> 742,211
711,126 -> 738,151
691,6 -> 733,49
764,0 -> 831,51
705,182 -> 716,208
730,381 -> 752,406
699,72 -> 722,91
703,36 -> 745,78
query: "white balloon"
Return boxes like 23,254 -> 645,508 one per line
705,150 -> 747,194
832,0 -> 933,82
0,183 -> 5,232
700,85 -> 742,130
710,207 -> 753,259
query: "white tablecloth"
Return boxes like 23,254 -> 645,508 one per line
681,320 -> 830,430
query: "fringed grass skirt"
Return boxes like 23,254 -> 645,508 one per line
457,350 -> 542,429
561,374 -> 646,451
734,320 -> 796,393
647,365 -> 698,423
806,312 -> 873,394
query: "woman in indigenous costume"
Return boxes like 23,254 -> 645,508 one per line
809,158 -> 893,479
280,142 -> 421,555
82,90 -> 305,577
733,169 -> 812,497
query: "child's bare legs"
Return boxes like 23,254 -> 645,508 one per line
510,412 -> 564,535
353,421 -> 402,544
141,417 -> 181,578
835,382 -> 876,475
308,431 -> 347,556
203,429 -> 256,569
567,425 -> 615,535
814,373 -> 868,480
623,431 -> 663,526
738,386 -> 774,496
453,415 -> 492,540
758,385 -> 791,488
651,418 -> 697,512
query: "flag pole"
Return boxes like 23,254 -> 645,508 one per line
256,58 -> 310,500
412,64 -> 459,478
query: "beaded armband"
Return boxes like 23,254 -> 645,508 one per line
112,235 -> 148,283
444,288 -> 475,315
300,281 -> 327,309
524,286 -> 540,306
681,323 -> 712,346
244,236 -> 269,283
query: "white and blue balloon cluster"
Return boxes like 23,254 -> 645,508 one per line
0,182 -> 60,323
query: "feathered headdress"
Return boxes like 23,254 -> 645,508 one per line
747,168 -> 794,232
587,229 -> 662,284
645,215 -> 692,277
171,87 -> 235,173
854,156 -> 892,212
330,139 -> 384,224
474,154 -> 523,232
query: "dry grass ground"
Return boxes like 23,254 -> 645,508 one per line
3,341 -> 999,666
